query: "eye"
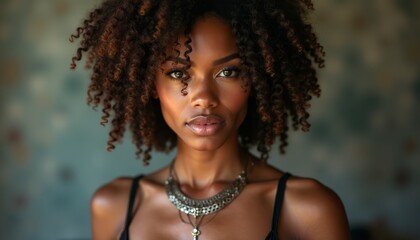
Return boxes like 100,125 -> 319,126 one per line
166,69 -> 189,80
216,67 -> 240,78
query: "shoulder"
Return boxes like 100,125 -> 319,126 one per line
248,161 -> 350,239
90,176 -> 138,239
285,176 -> 346,219
91,176 -> 136,217
283,175 -> 351,239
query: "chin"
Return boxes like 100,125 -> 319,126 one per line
181,137 -> 227,152
192,141 -> 224,152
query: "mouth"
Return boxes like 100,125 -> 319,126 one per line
185,115 -> 225,136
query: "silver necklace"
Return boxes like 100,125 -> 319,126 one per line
179,211 -> 205,240
165,164 -> 247,240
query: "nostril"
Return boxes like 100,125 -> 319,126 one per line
190,81 -> 219,108
192,98 -> 218,109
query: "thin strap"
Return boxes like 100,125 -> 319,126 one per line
120,175 -> 143,240
267,172 -> 291,239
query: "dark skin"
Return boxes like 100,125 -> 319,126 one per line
91,15 -> 350,240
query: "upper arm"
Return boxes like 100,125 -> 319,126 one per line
286,178 -> 351,240
91,178 -> 131,240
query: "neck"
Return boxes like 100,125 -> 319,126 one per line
173,141 -> 247,190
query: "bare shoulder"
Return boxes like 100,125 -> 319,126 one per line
91,176 -> 133,216
90,176 -> 134,239
284,175 -> 351,239
248,160 -> 350,239
89,167 -> 169,239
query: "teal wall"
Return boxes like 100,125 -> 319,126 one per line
1,0 -> 419,239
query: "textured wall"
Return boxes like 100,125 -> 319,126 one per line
0,0 -> 419,239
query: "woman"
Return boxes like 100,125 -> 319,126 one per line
70,0 -> 350,239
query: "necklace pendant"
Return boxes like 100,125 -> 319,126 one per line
192,227 -> 200,240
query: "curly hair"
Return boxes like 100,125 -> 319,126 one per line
70,0 -> 324,165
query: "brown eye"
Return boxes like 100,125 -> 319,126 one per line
172,71 -> 183,78
222,70 -> 232,77
217,67 -> 240,78
166,69 -> 188,80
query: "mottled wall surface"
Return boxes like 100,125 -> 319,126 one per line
0,0 -> 419,239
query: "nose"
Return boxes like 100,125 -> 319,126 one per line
189,75 -> 219,109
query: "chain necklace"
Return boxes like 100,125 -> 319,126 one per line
178,211 -> 205,240
165,163 -> 247,240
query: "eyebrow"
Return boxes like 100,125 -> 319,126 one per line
164,53 -> 240,66
164,56 -> 190,65
212,53 -> 240,65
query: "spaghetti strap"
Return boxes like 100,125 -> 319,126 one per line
119,175 -> 143,240
266,172 -> 291,240
120,174 -> 290,240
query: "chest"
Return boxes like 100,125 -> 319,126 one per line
125,186 -> 276,240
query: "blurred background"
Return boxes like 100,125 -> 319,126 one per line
0,0 -> 419,239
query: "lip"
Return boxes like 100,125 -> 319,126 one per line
186,115 -> 225,136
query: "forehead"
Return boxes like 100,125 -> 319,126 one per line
168,15 -> 239,59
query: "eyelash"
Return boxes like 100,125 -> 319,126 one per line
216,67 -> 241,78
165,68 -> 189,80
164,66 -> 241,80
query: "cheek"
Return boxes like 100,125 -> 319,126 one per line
157,93 -> 181,132
155,79 -> 177,117
155,74 -> 181,106
221,82 -> 250,108
155,80 -> 189,132
221,87 -> 249,115
157,89 -> 181,116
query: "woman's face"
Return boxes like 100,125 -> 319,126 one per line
155,15 -> 250,151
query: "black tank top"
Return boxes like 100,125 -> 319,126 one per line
120,173 -> 291,240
